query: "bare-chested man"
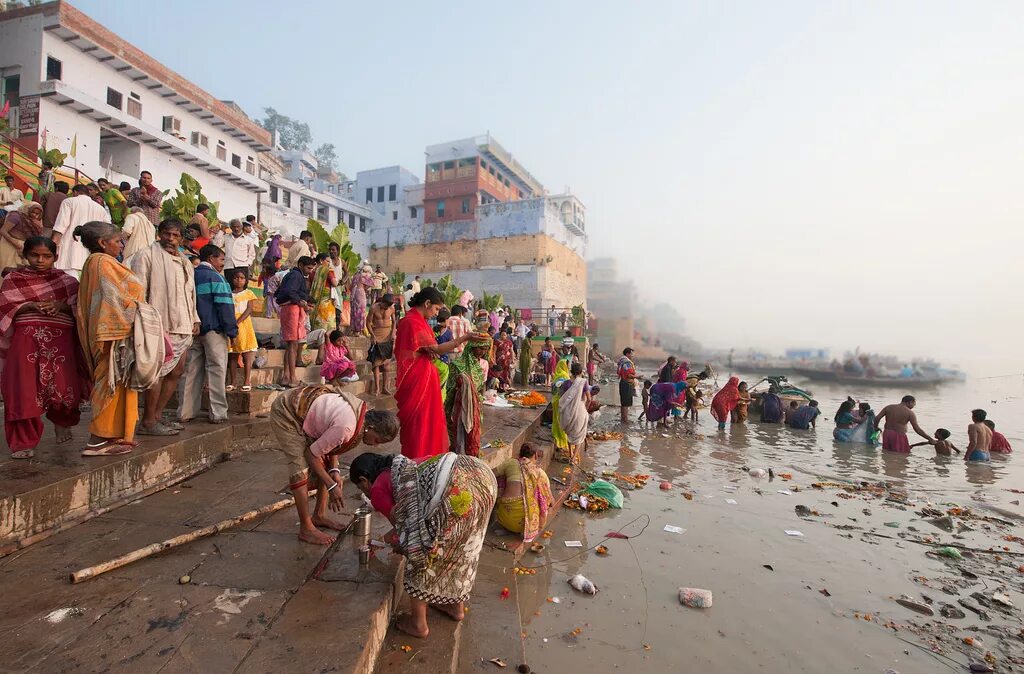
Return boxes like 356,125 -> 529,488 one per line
874,395 -> 933,452
965,408 -> 992,462
367,293 -> 396,396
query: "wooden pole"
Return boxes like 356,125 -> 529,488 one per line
69,497 -> 294,584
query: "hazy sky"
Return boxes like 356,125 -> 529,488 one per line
74,0 -> 1024,374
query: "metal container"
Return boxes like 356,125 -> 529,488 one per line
358,546 -> 370,565
353,507 -> 372,537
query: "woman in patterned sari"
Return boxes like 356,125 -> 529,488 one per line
493,443 -> 553,542
351,451 -> 497,639
445,335 -> 490,456
308,253 -> 337,333
0,237 -> 90,458
348,264 -> 374,335
491,329 -> 515,391
76,222 -> 146,456
394,287 -> 476,459
552,361 -> 590,461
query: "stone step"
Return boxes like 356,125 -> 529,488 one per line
257,343 -> 370,368
246,362 -> 374,386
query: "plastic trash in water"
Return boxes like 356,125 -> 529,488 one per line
748,468 -> 767,479
936,546 -> 963,560
568,574 -> 598,595
678,587 -> 713,608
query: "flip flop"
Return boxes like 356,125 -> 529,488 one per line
241,385 -> 252,392
225,385 -> 236,392
81,440 -> 133,456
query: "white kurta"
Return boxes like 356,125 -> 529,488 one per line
53,195 -> 111,274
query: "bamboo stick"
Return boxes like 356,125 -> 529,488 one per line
69,497 -> 294,584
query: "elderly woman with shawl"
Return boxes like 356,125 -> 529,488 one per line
395,287 -> 478,459
76,222 -> 148,456
348,264 -> 374,334
0,202 -> 44,271
552,360 -> 590,461
710,376 -> 742,430
350,451 -> 497,639
445,335 -> 490,456
309,253 -> 337,333
493,443 -> 553,541
0,237 -> 90,458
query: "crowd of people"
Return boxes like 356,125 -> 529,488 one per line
618,352 -> 1013,465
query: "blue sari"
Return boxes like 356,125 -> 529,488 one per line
833,411 -> 878,444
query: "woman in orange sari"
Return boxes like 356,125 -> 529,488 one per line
710,376 -> 741,431
394,287 -> 475,460
76,222 -> 146,456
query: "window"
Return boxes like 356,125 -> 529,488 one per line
365,187 -> 372,204
231,154 -> 241,169
392,210 -> 398,221
376,186 -> 384,202
46,56 -> 62,81
359,217 -> 366,232
348,213 -> 355,229
269,186 -> 278,204
190,132 -> 209,150
388,184 -> 396,201
480,160 -> 487,170
282,190 -> 291,207
443,160 -> 455,170
437,199 -> 445,218
246,156 -> 256,175
409,206 -> 418,218
299,197 -> 313,217
461,198 -> 470,214
216,140 -> 226,161
337,210 -> 345,225
106,87 -> 123,110
127,92 -> 141,119
488,165 -> 495,176
316,202 -> 328,222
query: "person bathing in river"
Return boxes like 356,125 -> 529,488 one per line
833,399 -> 878,444
788,400 -> 820,430
732,381 -> 751,423
874,395 -> 934,453
784,400 -> 800,425
984,420 -> 1012,453
965,409 -> 992,462
911,428 -> 959,456
710,376 -> 741,430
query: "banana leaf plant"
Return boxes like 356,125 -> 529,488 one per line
159,172 -> 219,227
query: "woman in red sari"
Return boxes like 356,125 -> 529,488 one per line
394,287 -> 476,459
492,329 -> 515,391
0,237 -> 90,458
710,376 -> 741,431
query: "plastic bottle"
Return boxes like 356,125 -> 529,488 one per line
678,587 -> 713,608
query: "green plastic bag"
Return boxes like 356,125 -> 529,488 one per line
581,479 -> 624,509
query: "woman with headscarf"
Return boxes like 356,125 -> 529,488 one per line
349,264 -> 374,335
833,399 -> 876,443
350,450 -> 497,639
263,233 -> 282,268
308,253 -> 337,333
710,376 -> 742,430
552,361 -> 590,461
493,443 -> 553,542
121,207 -> 156,260
76,222 -> 149,456
491,329 -> 515,391
0,202 -> 44,271
0,237 -> 90,458
445,335 -> 489,456
647,381 -> 687,426
395,287 -> 477,459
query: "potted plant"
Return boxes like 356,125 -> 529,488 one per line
569,304 -> 585,336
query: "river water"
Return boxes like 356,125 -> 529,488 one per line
508,372 -> 1024,673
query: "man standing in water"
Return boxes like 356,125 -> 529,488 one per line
617,347 -> 638,424
874,395 -> 933,452
965,408 -> 992,462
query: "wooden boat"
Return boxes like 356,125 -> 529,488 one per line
790,367 -> 941,389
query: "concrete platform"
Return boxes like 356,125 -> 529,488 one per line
0,393 -> 552,674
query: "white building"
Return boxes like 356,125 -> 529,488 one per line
0,1 -> 269,218
258,149 -> 376,256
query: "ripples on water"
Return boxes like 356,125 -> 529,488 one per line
602,372 -> 1024,495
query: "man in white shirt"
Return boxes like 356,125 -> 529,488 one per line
515,320 -> 529,351
371,265 -> 387,304
223,218 -> 256,279
410,275 -> 421,293
0,175 -> 25,206
52,184 -> 111,278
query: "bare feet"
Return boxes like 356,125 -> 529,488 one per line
430,603 -> 465,621
311,516 -> 346,532
381,387 -> 392,396
298,526 -> 336,545
55,425 -> 73,444
395,614 -> 429,639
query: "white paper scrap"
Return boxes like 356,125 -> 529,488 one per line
777,489 -> 792,495
663,525 -> 686,534
564,540 -> 583,548
784,530 -> 805,537
725,499 -> 737,505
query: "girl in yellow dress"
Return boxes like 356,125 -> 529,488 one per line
227,269 -> 258,391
